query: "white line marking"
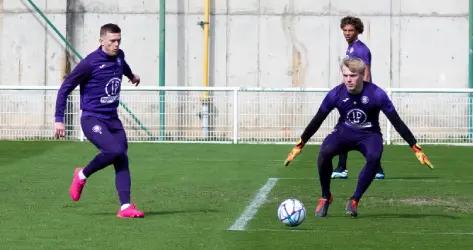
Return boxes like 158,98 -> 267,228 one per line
228,178 -> 278,231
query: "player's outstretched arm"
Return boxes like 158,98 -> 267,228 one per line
284,107 -> 330,167
411,144 -> 434,169
284,139 -> 305,167
383,110 -> 433,169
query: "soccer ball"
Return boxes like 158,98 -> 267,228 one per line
277,198 -> 306,227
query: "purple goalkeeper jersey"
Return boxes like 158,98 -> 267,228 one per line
300,81 -> 417,146
320,81 -> 394,134
346,39 -> 371,66
54,47 -> 134,122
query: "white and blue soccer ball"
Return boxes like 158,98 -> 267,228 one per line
277,198 -> 306,227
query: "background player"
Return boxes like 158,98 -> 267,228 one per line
332,16 -> 386,180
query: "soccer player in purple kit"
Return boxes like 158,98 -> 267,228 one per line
332,16 -> 386,180
54,23 -> 144,218
284,58 -> 433,217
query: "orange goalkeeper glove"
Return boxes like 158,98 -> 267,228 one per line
284,139 -> 305,167
411,144 -> 434,169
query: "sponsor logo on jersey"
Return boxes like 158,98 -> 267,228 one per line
345,108 -> 372,128
100,77 -> 121,104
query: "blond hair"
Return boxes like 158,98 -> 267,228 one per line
340,57 -> 366,74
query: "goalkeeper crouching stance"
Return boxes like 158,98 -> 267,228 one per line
284,57 -> 433,218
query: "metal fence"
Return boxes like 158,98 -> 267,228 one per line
0,86 -> 472,145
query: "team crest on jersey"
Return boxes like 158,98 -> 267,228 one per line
116,58 -> 122,66
100,77 -> 121,104
92,125 -> 103,134
361,96 -> 369,104
345,108 -> 372,128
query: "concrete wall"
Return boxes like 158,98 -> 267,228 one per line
0,0 -> 468,88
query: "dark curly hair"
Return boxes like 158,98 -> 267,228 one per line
340,16 -> 364,34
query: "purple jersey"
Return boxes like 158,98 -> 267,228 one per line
320,82 -> 394,134
300,81 -> 416,146
55,47 -> 133,122
346,40 -> 371,66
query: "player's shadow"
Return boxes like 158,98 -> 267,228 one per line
145,209 -> 219,217
360,213 -> 459,219
90,209 -> 219,217
383,176 -> 439,180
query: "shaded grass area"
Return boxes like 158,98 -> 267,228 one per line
0,141 -> 472,249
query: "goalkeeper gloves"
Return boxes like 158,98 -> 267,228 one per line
411,144 -> 434,169
284,139 -> 305,166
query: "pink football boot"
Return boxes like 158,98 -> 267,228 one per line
117,204 -> 145,218
69,168 -> 86,201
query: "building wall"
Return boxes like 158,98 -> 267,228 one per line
0,0 -> 468,89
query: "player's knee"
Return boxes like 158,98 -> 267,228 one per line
317,150 -> 336,165
365,152 -> 381,163
103,148 -> 127,160
319,145 -> 337,158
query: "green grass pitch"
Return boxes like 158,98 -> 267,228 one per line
0,141 -> 472,249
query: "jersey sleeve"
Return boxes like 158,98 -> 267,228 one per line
379,89 -> 417,146
300,90 -> 337,143
348,42 -> 372,66
120,50 -> 134,80
54,60 -> 92,122
358,48 -> 372,66
319,90 -> 337,113
377,89 -> 395,114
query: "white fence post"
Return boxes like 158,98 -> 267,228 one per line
386,88 -> 393,145
79,110 -> 85,142
233,88 -> 239,144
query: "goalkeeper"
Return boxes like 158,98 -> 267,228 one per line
284,57 -> 433,218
